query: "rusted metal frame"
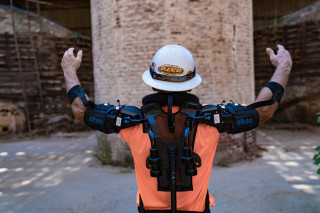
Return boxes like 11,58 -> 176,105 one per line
10,0 -> 32,135
263,0 -> 266,33
27,0 -> 73,9
26,0 -> 48,136
301,21 -> 306,61
4,33 -> 11,74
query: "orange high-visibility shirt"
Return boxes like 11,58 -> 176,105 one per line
119,106 -> 219,212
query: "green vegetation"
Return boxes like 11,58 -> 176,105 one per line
97,135 -> 134,168
218,161 -> 231,168
313,146 -> 320,175
313,112 -> 320,175
98,135 -> 111,165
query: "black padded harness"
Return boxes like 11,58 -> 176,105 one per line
142,93 -> 199,106
141,93 -> 204,213
143,93 -> 199,134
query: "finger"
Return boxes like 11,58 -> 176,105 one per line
277,44 -> 284,52
76,50 -> 83,61
67,48 -> 75,56
63,49 -> 69,57
266,48 -> 275,58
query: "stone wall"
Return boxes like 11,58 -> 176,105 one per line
90,0 -> 256,166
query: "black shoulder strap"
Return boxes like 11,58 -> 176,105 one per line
167,94 -> 175,133
141,103 -> 162,139
180,101 -> 202,149
247,97 -> 276,110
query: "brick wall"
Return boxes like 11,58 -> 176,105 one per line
90,0 -> 256,165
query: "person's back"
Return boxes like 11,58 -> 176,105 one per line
121,98 -> 219,211
61,44 -> 292,212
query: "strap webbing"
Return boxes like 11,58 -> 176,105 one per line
138,193 -> 211,213
247,96 -> 277,110
266,82 -> 284,103
167,94 -> 175,133
247,82 -> 284,110
67,85 -> 89,106
191,122 -> 199,149
144,106 -> 161,139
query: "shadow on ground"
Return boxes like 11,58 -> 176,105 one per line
0,128 -> 320,213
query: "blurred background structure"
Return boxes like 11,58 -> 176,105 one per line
0,0 -> 93,137
254,0 -> 320,126
0,0 -> 319,166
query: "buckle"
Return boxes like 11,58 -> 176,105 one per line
141,103 -> 161,115
180,101 -> 201,116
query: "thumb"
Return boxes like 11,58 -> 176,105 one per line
76,50 -> 83,61
266,48 -> 275,58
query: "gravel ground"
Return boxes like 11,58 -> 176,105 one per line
0,127 -> 319,213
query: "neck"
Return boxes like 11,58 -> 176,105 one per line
152,88 -> 191,93
142,92 -> 199,106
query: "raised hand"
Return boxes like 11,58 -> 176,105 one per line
61,48 -> 83,91
266,44 -> 292,71
61,48 -> 83,75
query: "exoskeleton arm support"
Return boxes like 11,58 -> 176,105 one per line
84,103 -> 143,134
198,103 -> 259,134
195,82 -> 284,133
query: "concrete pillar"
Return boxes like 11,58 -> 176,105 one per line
90,0 -> 255,166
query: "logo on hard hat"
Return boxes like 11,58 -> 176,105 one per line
151,62 -> 156,72
158,64 -> 184,75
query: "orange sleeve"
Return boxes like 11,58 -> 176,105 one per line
119,124 -> 143,146
209,193 -> 215,207
119,128 -> 131,145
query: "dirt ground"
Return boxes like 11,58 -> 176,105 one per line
0,127 -> 320,213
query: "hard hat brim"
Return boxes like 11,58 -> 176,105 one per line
142,70 -> 202,92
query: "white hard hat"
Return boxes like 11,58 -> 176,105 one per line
142,44 -> 202,92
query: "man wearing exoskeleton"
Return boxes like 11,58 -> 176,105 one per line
62,44 -> 292,213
